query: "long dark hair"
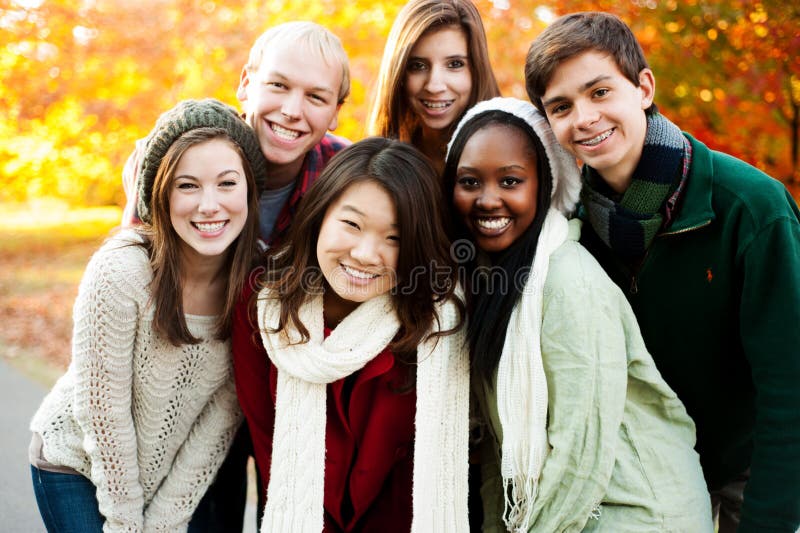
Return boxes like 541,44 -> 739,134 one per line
258,136 -> 463,365
146,127 -> 261,345
442,111 -> 552,378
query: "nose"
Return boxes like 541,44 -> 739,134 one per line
350,235 -> 381,266
574,100 -> 599,129
424,65 -> 447,93
198,187 -> 220,215
280,91 -> 302,121
476,187 -> 502,211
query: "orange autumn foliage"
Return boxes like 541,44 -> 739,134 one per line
1,0 -> 797,206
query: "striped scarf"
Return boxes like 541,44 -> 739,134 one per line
580,112 -> 691,258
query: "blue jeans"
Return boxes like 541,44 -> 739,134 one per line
31,465 -> 104,533
31,463 -> 243,532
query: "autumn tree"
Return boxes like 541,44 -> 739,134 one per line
1,0 -> 797,206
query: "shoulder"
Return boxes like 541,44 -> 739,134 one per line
318,133 -> 352,157
687,134 -> 797,224
302,133 -> 352,175
81,230 -> 151,303
544,223 -> 621,302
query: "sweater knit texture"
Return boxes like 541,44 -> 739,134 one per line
30,230 -> 242,533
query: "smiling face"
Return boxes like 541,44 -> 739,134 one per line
237,43 -> 342,186
541,50 -> 654,193
453,124 -> 539,253
404,26 -> 472,137
316,180 -> 400,323
169,138 -> 249,263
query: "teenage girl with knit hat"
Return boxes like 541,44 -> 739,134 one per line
29,99 -> 266,532
235,137 -> 469,532
443,97 -> 713,532
366,0 -> 500,175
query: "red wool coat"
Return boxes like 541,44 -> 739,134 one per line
231,283 -> 416,532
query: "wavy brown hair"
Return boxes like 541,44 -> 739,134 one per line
256,137 -> 463,365
366,0 -> 500,143
145,127 -> 261,346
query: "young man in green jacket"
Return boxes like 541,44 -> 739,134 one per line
525,11 -> 800,533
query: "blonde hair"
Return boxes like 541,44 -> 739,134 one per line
245,21 -> 351,104
366,0 -> 499,142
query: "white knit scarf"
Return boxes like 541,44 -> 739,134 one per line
257,290 -> 470,532
498,207 -> 569,531
447,96 -> 581,532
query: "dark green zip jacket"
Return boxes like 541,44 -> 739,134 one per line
580,134 -> 800,532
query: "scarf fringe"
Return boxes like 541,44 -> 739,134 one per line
503,475 -> 541,532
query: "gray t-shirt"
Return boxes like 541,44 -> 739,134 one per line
258,181 -> 295,243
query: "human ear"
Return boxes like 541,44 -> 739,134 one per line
328,104 -> 341,131
236,67 -> 250,103
638,68 -> 655,110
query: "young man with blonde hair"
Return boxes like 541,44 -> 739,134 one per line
526,11 -> 800,533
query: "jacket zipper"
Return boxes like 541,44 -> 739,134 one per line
629,219 -> 712,294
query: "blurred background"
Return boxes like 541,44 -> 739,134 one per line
0,2 -> 797,528
1,0 -> 798,378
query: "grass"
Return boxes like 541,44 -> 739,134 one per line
0,200 -> 122,387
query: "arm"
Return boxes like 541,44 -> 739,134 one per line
231,279 -> 275,496
738,213 -> 800,532
526,282 -> 629,532
71,246 -> 146,532
142,377 -> 243,532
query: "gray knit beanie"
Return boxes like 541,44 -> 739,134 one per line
137,98 -> 268,224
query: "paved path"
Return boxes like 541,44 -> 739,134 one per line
0,359 -> 258,532
0,359 -> 47,533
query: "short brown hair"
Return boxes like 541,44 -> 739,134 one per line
367,0 -> 500,141
525,11 -> 656,115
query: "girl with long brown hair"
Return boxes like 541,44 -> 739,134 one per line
366,0 -> 500,174
29,99 -> 266,532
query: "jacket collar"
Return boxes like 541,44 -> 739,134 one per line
662,133 -> 716,234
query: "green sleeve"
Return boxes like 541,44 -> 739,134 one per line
738,211 -> 800,532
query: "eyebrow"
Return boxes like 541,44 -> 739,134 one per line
175,169 -> 241,181
408,54 -> 468,61
341,205 -> 398,228
457,164 -> 526,173
265,71 -> 335,96
542,74 -> 612,107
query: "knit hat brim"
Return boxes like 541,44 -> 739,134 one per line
446,96 -> 581,216
137,98 -> 268,224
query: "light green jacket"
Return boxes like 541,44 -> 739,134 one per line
475,220 -> 713,532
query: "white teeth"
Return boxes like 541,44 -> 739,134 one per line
578,129 -> 614,146
476,217 -> 511,230
342,264 -> 378,279
422,100 -> 452,109
194,221 -> 225,232
271,123 -> 300,140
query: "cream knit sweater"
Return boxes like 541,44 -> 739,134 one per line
30,230 -> 242,533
